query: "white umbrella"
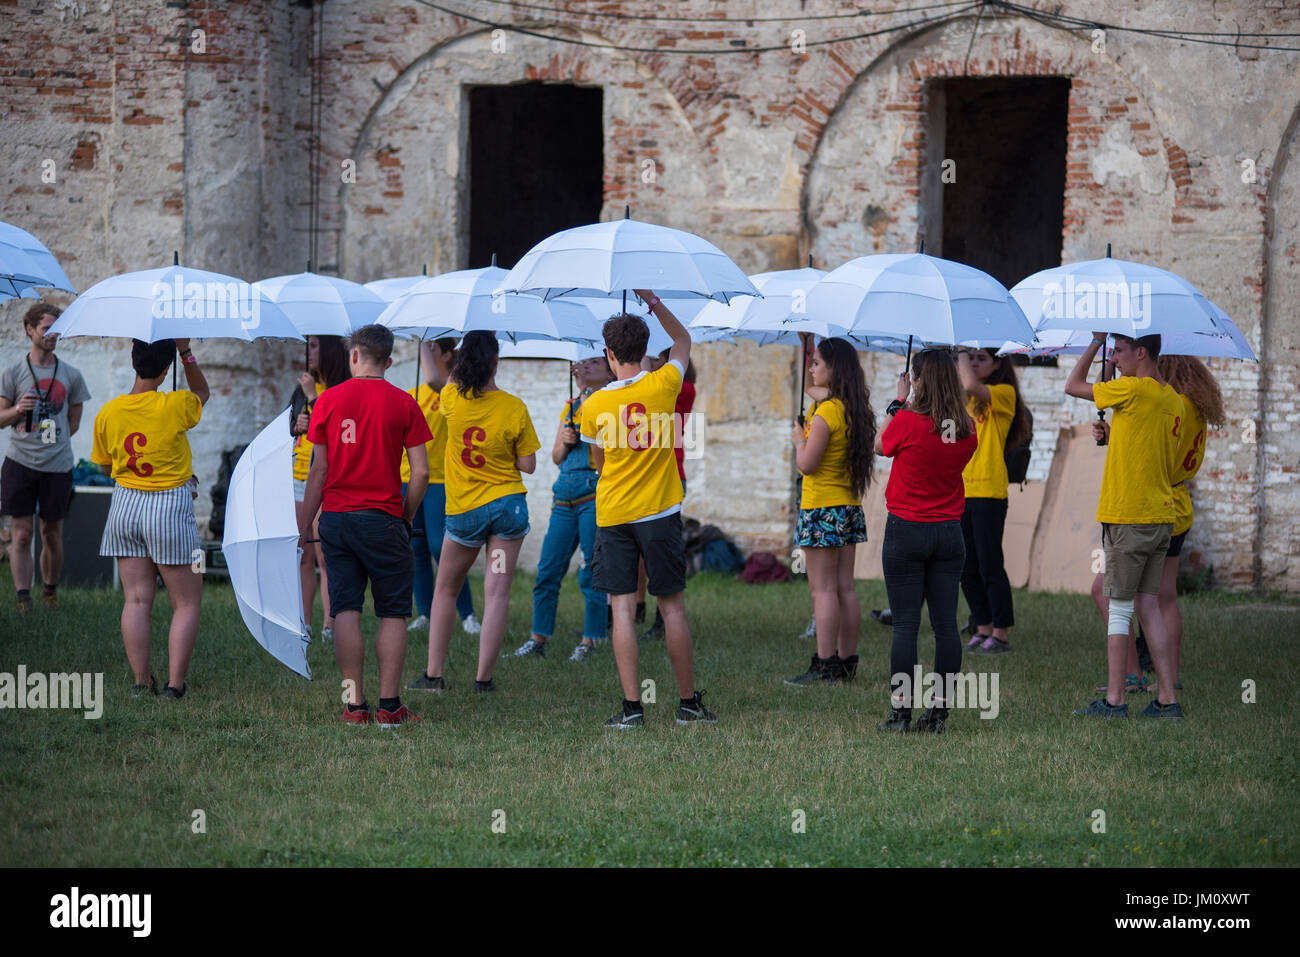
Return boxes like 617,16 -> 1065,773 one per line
377,263 -> 604,344
49,259 -> 302,342
365,266 -> 431,304
691,265 -> 835,344
498,339 -> 605,361
0,221 -> 75,299
222,408 -> 311,679
567,294 -> 729,355
1000,310 -> 1255,361
497,207 -> 760,304
1012,250 -> 1229,338
805,252 -> 1036,349
252,267 -> 386,336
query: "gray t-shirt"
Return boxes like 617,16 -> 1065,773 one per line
1,355 -> 91,473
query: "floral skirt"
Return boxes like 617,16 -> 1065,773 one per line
795,504 -> 868,549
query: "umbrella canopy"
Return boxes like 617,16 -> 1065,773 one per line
804,253 -> 1036,348
690,266 -> 836,344
221,408 -> 311,679
252,270 -> 386,336
49,264 -> 302,342
498,339 -> 606,361
365,269 -> 430,304
497,213 -> 760,303
1013,256 -> 1229,338
377,265 -> 603,344
567,294 -> 729,354
0,221 -> 75,299
1000,309 -> 1255,361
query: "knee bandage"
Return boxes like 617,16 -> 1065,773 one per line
1108,597 -> 1135,635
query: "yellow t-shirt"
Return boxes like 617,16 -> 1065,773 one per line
92,390 -> 202,491
292,381 -> 326,481
580,361 -> 684,527
1094,377 -> 1182,525
962,382 -> 1015,499
439,384 -> 540,516
400,383 -> 448,485
1170,394 -> 1207,537
800,398 -> 857,509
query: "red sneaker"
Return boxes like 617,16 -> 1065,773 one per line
376,703 -> 421,728
341,705 -> 371,725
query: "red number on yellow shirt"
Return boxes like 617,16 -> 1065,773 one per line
124,432 -> 154,477
1182,429 -> 1204,473
1172,415 -> 1181,438
461,426 -> 486,468
624,402 -> 650,451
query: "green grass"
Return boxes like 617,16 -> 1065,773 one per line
1,574 -> 1297,866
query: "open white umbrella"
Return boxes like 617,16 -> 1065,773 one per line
1012,248 -> 1229,339
567,294 -> 729,355
0,221 -> 75,300
222,408 -> 311,679
1000,310 -> 1255,361
805,252 -> 1036,350
497,207 -> 760,306
253,266 -> 386,336
498,339 -> 606,361
365,265 -> 431,304
49,256 -> 302,342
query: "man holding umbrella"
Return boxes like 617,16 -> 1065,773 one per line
0,303 -> 90,612
580,291 -> 716,729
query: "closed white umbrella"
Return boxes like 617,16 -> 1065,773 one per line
253,266 -> 386,336
221,408 -> 311,679
49,258 -> 302,342
0,221 -> 75,299
497,207 -> 760,305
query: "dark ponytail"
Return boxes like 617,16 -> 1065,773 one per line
817,337 -> 875,499
451,329 -> 498,399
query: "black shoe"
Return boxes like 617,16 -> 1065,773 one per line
132,675 -> 158,698
877,708 -> 912,732
839,654 -> 859,682
823,654 -> 845,685
1139,698 -> 1184,720
406,673 -> 446,693
911,707 -> 947,733
676,690 -> 717,725
870,609 -> 893,626
605,703 -> 644,729
638,612 -> 664,643
161,682 -> 186,699
784,654 -> 830,686
473,679 -> 496,693
634,601 -> 646,625
1073,698 -> 1128,718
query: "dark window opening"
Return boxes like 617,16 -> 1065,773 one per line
469,83 -> 603,270
926,77 -> 1070,290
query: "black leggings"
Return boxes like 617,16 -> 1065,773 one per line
960,497 -> 1015,629
883,514 -> 966,707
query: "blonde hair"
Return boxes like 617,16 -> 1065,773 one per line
1158,356 -> 1225,427
912,350 -> 974,440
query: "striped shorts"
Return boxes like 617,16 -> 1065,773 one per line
100,483 -> 201,566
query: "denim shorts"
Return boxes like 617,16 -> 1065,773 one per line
444,492 -> 530,548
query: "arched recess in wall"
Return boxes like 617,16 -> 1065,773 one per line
801,14 -> 1177,271
1256,98 -> 1300,588
335,26 -> 716,282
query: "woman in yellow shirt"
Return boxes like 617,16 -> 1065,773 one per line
290,334 -> 349,639
406,331 -> 540,694
92,339 -> 209,699
955,348 -> 1032,655
785,336 -> 876,686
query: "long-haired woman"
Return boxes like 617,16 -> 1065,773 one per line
1089,355 -> 1225,694
290,334 -> 350,639
785,336 -> 875,685
955,347 -> 1032,655
875,349 -> 977,732
406,330 -> 540,693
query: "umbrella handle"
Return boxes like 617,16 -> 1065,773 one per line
1096,339 -> 1109,447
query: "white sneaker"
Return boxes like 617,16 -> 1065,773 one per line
569,643 -> 593,662
461,613 -> 482,635
800,616 -> 816,639
321,627 -> 333,643
407,614 -> 429,632
514,638 -> 545,657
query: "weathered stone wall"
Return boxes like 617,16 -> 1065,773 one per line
2,0 -> 1297,588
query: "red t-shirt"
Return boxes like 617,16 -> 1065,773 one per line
306,377 -> 433,517
673,379 -> 696,480
880,409 -> 977,522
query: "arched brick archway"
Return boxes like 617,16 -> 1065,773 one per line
330,27 -> 717,282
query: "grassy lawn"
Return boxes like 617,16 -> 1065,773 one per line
1,573 -> 1296,867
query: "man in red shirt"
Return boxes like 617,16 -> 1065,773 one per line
300,324 -> 432,728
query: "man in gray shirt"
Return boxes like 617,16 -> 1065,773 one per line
0,303 -> 91,612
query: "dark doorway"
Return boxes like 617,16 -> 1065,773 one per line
469,83 -> 604,269
929,77 -> 1070,288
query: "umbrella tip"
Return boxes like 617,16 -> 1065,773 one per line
490,253 -> 497,268
307,258 -> 311,273
807,253 -> 813,268
172,250 -> 179,266
624,204 -> 631,220
918,239 -> 925,255
1106,242 -> 1112,258
422,263 -> 428,275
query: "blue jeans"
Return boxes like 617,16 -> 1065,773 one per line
404,482 -> 474,620
531,495 -> 606,641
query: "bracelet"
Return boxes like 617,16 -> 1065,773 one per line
645,296 -> 661,312
181,351 -> 197,365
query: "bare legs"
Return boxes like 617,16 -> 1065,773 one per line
118,556 -> 201,689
